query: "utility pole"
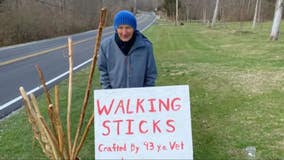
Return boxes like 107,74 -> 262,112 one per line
175,0 -> 178,25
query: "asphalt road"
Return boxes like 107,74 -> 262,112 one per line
0,12 -> 156,119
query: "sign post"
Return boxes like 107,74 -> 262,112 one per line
94,85 -> 193,159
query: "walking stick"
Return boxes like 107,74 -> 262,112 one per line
71,8 -> 107,159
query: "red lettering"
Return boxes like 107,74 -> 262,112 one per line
98,144 -> 103,152
159,98 -> 170,111
97,97 -> 181,116
126,99 -> 133,114
139,120 -> 148,134
114,100 -> 125,115
136,98 -> 145,113
166,119 -> 175,132
97,99 -> 114,116
169,141 -> 176,150
171,97 -> 181,111
148,98 -> 156,112
102,120 -> 111,136
113,119 -> 123,135
153,120 -> 161,133
126,119 -> 134,135
101,119 -> 177,136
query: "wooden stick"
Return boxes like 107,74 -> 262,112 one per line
19,87 -> 47,156
35,64 -> 52,105
25,95 -> 44,151
20,87 -> 54,159
19,87 -> 36,131
54,85 -> 68,159
48,105 -> 57,139
31,93 -> 58,151
19,88 -> 40,141
74,113 -> 94,157
54,85 -> 63,152
39,116 -> 60,160
31,94 -> 59,160
71,8 -> 107,158
67,37 -> 73,158
35,64 -> 57,136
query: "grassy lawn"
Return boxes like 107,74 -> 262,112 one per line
1,20 -> 284,159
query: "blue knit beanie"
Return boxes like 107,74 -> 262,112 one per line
114,10 -> 137,30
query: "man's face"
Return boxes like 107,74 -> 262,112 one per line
117,25 -> 134,42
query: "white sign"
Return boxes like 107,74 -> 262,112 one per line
94,85 -> 193,159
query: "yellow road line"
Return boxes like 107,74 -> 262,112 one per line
0,36 -> 97,67
0,45 -> 66,67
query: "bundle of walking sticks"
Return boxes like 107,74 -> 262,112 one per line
19,8 -> 106,160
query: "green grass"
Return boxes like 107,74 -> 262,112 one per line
1,20 -> 284,159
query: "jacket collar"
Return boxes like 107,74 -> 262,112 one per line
115,32 -> 136,55
112,31 -> 147,56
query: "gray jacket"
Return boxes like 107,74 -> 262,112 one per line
97,31 -> 157,89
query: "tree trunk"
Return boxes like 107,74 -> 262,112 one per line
270,0 -> 284,40
186,6 -> 189,22
257,0 -> 262,23
239,0 -> 245,31
252,0 -> 259,28
58,0 -> 65,13
203,8 -> 207,24
134,0 -> 137,14
211,0 -> 219,27
175,0 -> 178,25
247,0 -> 252,16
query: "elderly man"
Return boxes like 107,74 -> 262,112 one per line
98,10 -> 157,89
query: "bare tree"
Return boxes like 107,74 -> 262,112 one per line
58,0 -> 65,13
211,0 -> 219,27
247,0 -> 252,16
175,0 -> 178,25
257,0 -> 262,23
174,0 -> 274,23
252,0 -> 262,28
252,0 -> 259,28
133,0 -> 137,14
270,0 -> 284,40
0,0 -> 279,47
201,0 -> 209,24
